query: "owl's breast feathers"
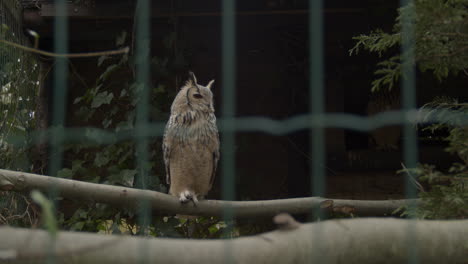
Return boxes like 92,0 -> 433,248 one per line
163,109 -> 220,187
165,110 -> 218,146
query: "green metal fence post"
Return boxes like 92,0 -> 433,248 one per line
222,0 -> 236,262
400,0 -> 419,263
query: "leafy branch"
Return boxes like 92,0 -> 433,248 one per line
351,0 -> 468,219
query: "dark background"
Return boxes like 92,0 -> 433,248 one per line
22,0 -> 468,200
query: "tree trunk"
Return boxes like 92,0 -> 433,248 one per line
31,60 -> 51,174
0,218 -> 466,264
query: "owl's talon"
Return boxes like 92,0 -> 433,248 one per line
179,190 -> 198,205
179,196 -> 190,203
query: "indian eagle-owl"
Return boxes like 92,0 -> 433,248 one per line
163,72 -> 219,204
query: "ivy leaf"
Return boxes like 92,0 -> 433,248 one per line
94,151 -> 110,167
76,106 -> 95,121
70,221 -> 85,231
119,169 -> 137,187
31,191 -> 57,238
73,96 -> 83,104
85,128 -> 116,144
116,31 -> 127,46
102,118 -> 112,128
72,160 -> 85,172
110,106 -> 119,116
57,168 -> 73,179
77,209 -> 88,219
98,55 -> 108,67
91,91 -> 114,108
154,84 -> 165,94
120,89 -> 127,98
99,64 -> 119,82
91,84 -> 103,97
109,169 -> 137,187
115,120 -> 133,132
208,224 -> 220,234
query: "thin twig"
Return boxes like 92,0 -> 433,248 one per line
68,60 -> 90,90
401,162 -> 425,192
0,39 -> 129,58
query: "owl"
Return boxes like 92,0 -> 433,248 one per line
163,72 -> 220,205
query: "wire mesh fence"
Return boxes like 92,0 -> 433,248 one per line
0,0 -> 41,229
0,0 -> 467,263
0,0 -> 39,171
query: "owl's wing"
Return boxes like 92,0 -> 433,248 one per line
162,128 -> 172,185
209,132 -> 220,188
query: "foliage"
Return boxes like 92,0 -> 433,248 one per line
0,23 -> 41,227
410,98 -> 468,219
401,163 -> 467,219
0,24 -> 39,171
65,29 -> 175,189
351,0 -> 468,219
31,190 -> 58,237
350,0 -> 468,91
53,28 -> 244,238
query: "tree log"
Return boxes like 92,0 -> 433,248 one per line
0,169 -> 417,218
0,218 -> 466,263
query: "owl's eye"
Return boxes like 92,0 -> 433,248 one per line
193,93 -> 203,99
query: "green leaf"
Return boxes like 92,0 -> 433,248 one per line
102,118 -> 112,128
94,151 -> 110,167
57,168 -> 73,179
73,96 -> 83,104
99,64 -> 119,82
110,106 -> 119,116
76,106 -> 95,121
91,91 -> 114,108
31,190 -> 57,237
71,221 -> 85,231
115,120 -> 133,132
154,84 -> 165,94
98,55 -> 108,67
120,89 -> 127,98
208,224 -> 220,234
72,160 -> 85,173
109,169 -> 137,187
77,209 -> 88,219
92,84 -> 103,96
85,128 -> 116,144
116,31 -> 127,46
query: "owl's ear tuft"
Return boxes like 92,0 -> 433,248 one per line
187,71 -> 197,86
206,79 -> 215,90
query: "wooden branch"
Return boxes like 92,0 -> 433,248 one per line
0,39 -> 129,58
0,218 -> 467,263
37,3 -> 363,19
0,169 -> 417,218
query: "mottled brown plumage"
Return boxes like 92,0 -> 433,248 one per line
163,72 -> 219,204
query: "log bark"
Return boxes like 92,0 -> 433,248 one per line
31,60 -> 50,174
0,218 -> 466,264
0,169 -> 417,218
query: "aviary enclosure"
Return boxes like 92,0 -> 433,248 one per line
0,0 -> 467,263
